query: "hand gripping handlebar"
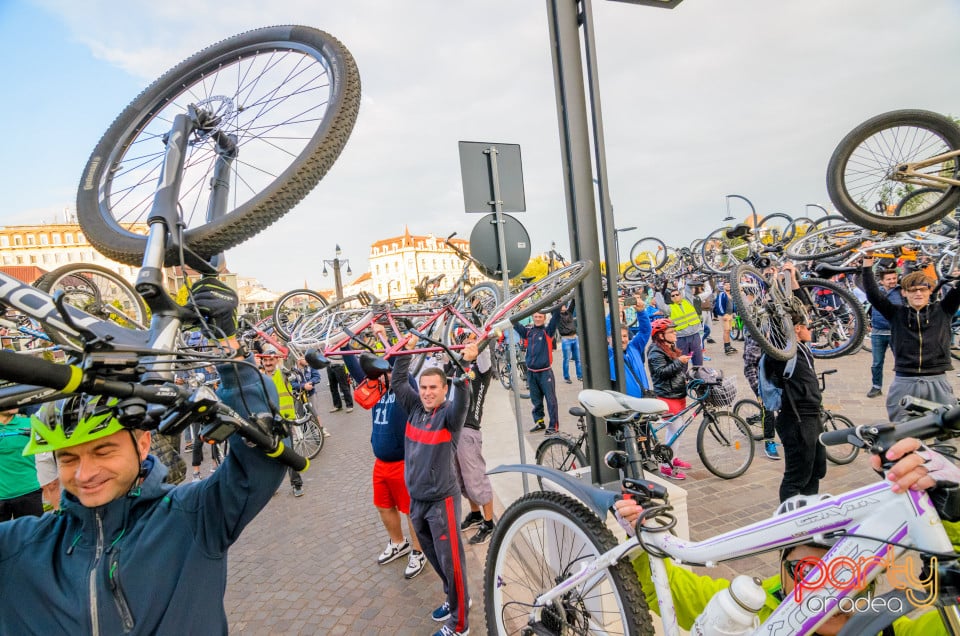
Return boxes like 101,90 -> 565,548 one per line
0,350 -> 308,471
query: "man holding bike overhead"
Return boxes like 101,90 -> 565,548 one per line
0,277 -> 291,634
862,242 -> 960,422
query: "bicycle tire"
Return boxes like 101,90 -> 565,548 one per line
534,436 -> 588,490
784,224 -> 868,261
483,261 -> 592,327
272,289 -> 329,341
732,398 -> 766,441
811,214 -> 850,230
696,410 -> 754,479
827,109 -> 960,232
76,25 -> 361,266
757,212 -> 794,244
821,412 -> 859,465
729,263 -> 797,361
782,216 -> 816,244
441,282 -> 502,347
292,416 -> 324,459
796,278 -> 867,359
629,237 -> 668,273
700,226 -> 749,275
289,295 -> 373,349
33,263 -> 149,347
484,491 -> 653,636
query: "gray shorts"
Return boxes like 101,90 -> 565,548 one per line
454,427 -> 493,505
887,374 -> 956,422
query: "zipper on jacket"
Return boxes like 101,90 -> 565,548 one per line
916,308 -> 923,373
89,510 -> 105,636
109,551 -> 135,632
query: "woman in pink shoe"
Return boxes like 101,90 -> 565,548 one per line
646,318 -> 693,480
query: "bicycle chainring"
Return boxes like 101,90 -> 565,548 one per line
653,444 -> 674,465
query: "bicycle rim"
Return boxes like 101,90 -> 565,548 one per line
827,109 -> 960,232
535,437 -> 586,490
484,491 -> 652,636
77,26 -> 361,266
629,237 -> 667,273
33,263 -> 149,347
732,399 -> 766,441
784,224 -> 866,261
696,411 -> 754,479
822,413 -> 858,465
797,278 -> 866,359
273,289 -> 329,341
484,261 -> 592,327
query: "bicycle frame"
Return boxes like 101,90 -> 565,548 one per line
895,148 -> 960,190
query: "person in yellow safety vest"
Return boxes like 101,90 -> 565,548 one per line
259,345 -> 304,497
666,288 -> 704,366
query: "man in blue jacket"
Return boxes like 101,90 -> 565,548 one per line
608,296 -> 655,397
0,278 -> 290,634
865,268 -> 902,398
513,307 -> 562,434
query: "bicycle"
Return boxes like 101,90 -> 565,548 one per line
289,384 -> 325,459
536,374 -> 754,481
0,25 -> 362,472
484,398 -> 960,635
827,109 -> 960,232
733,369 -> 858,465
493,335 -> 530,399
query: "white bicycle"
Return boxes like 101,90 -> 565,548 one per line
484,392 -> 960,635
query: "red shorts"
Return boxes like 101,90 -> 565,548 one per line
372,458 -> 410,514
659,397 -> 686,416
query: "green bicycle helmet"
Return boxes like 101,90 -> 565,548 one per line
23,395 -> 125,456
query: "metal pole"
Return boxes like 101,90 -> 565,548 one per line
486,145 -> 530,495
333,257 -> 344,301
726,193 -> 758,228
545,0 -> 617,484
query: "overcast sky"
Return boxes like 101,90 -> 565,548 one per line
1,0 -> 958,291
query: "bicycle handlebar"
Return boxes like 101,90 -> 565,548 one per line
819,404 -> 960,458
0,350 -> 308,471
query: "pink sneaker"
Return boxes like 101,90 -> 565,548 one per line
659,465 -> 687,480
671,457 -> 692,470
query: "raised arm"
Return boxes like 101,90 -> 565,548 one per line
390,340 -> 421,415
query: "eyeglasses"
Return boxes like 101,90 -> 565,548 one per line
905,286 -> 932,293
783,558 -> 819,582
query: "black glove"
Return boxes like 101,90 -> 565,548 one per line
192,277 -> 238,338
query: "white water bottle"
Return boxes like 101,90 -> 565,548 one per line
692,575 -> 766,636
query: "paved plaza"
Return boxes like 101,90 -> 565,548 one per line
217,339 -> 960,634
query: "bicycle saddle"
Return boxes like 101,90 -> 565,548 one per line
813,262 -> 859,278
577,389 -> 668,418
359,352 -> 391,379
724,223 -> 752,239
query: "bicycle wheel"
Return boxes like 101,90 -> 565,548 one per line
782,217 -> 816,244
732,398 -> 766,441
442,282 -> 503,346
288,295 -> 373,349
629,237 -> 668,273
729,264 -> 797,361
33,263 -> 149,347
757,212 -> 794,244
827,109 -> 960,232
292,416 -> 324,459
272,289 -> 329,341
77,26 -> 361,266
796,278 -> 867,359
700,227 -> 750,275
696,411 -> 754,479
784,224 -> 867,261
484,491 -> 652,636
484,261 -> 592,327
821,412 -> 859,465
534,437 -> 588,490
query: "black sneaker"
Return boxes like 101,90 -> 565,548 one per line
866,387 -> 882,398
529,420 -> 546,432
460,511 -> 484,531
469,520 -> 495,545
724,345 -> 738,355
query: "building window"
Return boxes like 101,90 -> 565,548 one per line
29,255 -> 37,264
2,256 -> 11,265
0,236 -> 7,247
26,235 -> 35,246
39,235 -> 48,245
15,256 -> 23,264
42,254 -> 51,264
65,234 -> 74,244
55,253 -> 62,263
52,233 -> 61,245
13,236 -> 21,246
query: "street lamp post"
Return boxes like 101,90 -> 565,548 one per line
322,244 -> 353,301
725,194 -> 758,227
613,226 -> 637,273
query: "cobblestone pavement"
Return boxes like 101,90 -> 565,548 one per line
213,337 -> 959,634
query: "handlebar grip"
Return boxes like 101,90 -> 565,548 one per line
819,425 -> 860,447
265,439 -> 309,472
0,350 -> 82,392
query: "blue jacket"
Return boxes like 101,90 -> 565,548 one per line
870,285 -> 903,333
0,359 -> 287,635
344,354 -> 413,463
514,308 -> 561,372
289,364 -> 322,396
609,307 -> 654,396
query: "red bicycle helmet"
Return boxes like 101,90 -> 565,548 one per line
650,318 -> 675,338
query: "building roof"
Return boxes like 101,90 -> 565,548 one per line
0,265 -> 48,284
370,226 -> 470,252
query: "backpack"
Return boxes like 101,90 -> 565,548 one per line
757,353 -> 796,412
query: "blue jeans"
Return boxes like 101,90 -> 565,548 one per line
870,333 -> 891,388
561,337 -> 581,381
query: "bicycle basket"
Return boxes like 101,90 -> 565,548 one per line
705,375 -> 738,408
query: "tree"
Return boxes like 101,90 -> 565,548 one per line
511,256 -> 549,285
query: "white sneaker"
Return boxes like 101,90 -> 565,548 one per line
378,539 -> 411,565
404,550 -> 426,579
